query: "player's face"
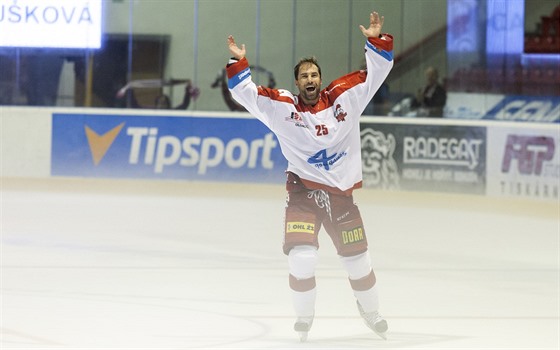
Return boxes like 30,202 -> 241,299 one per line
295,63 -> 322,106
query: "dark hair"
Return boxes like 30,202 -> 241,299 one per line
294,56 -> 321,80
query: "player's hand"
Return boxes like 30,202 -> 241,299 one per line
359,11 -> 384,38
227,35 -> 246,60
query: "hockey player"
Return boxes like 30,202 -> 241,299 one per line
226,10 -> 393,342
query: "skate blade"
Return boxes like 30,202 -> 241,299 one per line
374,330 -> 387,340
294,318 -> 312,342
374,319 -> 388,340
363,319 -> 388,340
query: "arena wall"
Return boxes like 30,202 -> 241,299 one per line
1,106 -> 558,202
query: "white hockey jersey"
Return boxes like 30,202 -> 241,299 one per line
227,35 -> 394,195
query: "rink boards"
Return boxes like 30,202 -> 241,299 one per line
1,106 -> 558,201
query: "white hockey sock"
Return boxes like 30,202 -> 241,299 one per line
354,284 -> 380,313
292,288 -> 316,317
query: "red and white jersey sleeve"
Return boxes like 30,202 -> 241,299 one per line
226,35 -> 394,195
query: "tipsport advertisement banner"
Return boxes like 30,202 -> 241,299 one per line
51,113 -> 287,183
487,126 -> 559,201
360,122 -> 486,194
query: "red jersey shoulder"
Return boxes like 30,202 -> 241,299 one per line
257,86 -> 296,104
325,70 -> 367,102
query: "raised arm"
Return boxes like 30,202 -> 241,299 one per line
227,35 -> 246,60
359,11 -> 385,38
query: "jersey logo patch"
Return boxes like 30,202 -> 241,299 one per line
308,149 -> 347,170
334,104 -> 347,122
289,112 -> 302,121
285,112 -> 309,128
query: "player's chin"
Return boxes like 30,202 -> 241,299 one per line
305,90 -> 318,100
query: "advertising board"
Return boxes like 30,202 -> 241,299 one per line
487,126 -> 559,200
445,93 -> 560,123
0,0 -> 102,49
483,95 -> 560,123
360,122 -> 487,194
51,113 -> 287,183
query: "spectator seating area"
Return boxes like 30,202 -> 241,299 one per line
525,5 -> 560,54
448,5 -> 559,97
447,66 -> 560,96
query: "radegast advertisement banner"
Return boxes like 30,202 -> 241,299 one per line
360,123 -> 486,194
51,113 -> 287,183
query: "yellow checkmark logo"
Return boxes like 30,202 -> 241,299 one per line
84,123 -> 125,165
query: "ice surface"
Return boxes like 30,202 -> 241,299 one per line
1,177 -> 558,349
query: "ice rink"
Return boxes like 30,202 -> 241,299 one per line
1,177 -> 558,349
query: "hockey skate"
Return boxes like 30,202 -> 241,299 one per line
293,315 -> 314,342
357,301 -> 388,340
